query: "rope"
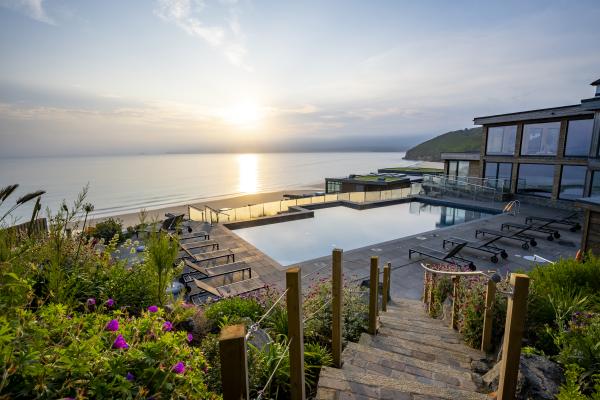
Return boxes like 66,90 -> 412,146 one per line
303,296 -> 332,323
301,264 -> 329,279
246,288 -> 289,340
347,258 -> 421,284
419,262 -> 498,280
255,338 -> 292,400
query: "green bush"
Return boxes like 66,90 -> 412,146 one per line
89,217 -> 124,244
204,296 -> 264,329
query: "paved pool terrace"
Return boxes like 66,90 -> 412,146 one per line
199,195 -> 581,300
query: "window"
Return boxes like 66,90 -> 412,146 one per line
521,122 -> 560,156
448,161 -> 458,177
486,126 -> 517,155
457,161 -> 470,177
564,119 -> 594,156
591,171 -> 600,197
559,166 -> 587,200
517,163 -> 555,197
484,162 -> 512,190
326,180 -> 341,193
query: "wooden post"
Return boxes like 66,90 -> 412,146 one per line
450,276 -> 460,329
422,271 -> 428,303
368,256 -> 379,335
428,273 -> 435,316
382,262 -> 391,312
219,324 -> 249,400
331,249 -> 343,368
286,267 -> 306,400
481,279 -> 497,353
497,274 -> 530,400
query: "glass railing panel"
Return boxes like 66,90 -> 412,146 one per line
349,192 -> 365,202
296,197 -> 311,206
325,194 -> 337,202
365,192 -> 380,202
263,201 -> 282,216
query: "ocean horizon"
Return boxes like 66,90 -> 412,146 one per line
0,152 -> 437,223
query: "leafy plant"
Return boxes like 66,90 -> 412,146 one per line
89,217 -> 124,244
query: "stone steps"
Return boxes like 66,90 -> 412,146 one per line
316,297 -> 489,399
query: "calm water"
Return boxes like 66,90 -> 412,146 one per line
0,152 -> 429,223
234,202 -> 492,266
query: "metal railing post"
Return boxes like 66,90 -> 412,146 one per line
331,249 -> 343,368
286,267 -> 306,400
481,279 -> 496,352
497,274 -> 530,400
368,256 -> 379,335
382,262 -> 391,312
219,324 -> 249,400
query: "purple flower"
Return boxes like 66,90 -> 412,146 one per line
172,361 -> 185,374
187,333 -> 193,343
112,334 -> 129,349
105,319 -> 119,332
148,305 -> 158,313
86,298 -> 96,310
105,298 -> 115,308
162,321 -> 173,332
126,372 -> 135,381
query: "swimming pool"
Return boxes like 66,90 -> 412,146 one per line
233,201 -> 492,266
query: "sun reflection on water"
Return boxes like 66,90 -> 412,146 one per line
238,154 -> 258,193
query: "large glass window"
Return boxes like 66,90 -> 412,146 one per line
448,161 -> 470,177
448,161 -> 458,176
521,122 -> 560,156
559,166 -> 587,200
591,171 -> 600,197
516,163 -> 555,197
486,125 -> 517,155
484,162 -> 512,190
564,119 -> 594,156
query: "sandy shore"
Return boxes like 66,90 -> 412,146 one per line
89,185 -> 324,227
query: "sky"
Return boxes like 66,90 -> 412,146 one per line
0,0 -> 599,157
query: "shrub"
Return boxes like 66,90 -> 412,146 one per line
89,217 -> 124,244
204,296 -> 264,329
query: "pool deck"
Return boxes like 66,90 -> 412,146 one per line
201,195 -> 581,300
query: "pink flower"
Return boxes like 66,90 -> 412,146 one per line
162,321 -> 173,332
187,333 -> 193,343
148,305 -> 158,313
112,334 -> 129,349
86,298 -> 96,310
105,319 -> 119,332
172,361 -> 185,374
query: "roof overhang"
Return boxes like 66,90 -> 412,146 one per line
440,152 -> 481,161
473,104 -> 593,125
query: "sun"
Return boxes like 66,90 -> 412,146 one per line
221,101 -> 264,129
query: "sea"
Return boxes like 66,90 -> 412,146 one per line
0,152 -> 435,223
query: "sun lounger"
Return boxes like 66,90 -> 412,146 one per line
180,247 -> 235,264
408,242 -> 476,270
182,262 -> 253,285
181,259 -> 249,279
501,222 -> 560,241
160,213 -> 184,231
181,239 -> 219,252
189,276 -> 265,304
525,212 -> 581,232
178,231 -> 210,242
475,228 -> 537,249
442,236 -> 508,263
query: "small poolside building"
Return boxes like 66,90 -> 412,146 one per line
325,173 -> 414,194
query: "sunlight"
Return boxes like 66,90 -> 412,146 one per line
238,154 -> 258,193
222,100 -> 264,129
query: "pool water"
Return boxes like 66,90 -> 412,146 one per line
233,202 -> 492,266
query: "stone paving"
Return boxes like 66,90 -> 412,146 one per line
199,195 -> 581,299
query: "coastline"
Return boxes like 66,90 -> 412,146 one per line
89,184 -> 324,227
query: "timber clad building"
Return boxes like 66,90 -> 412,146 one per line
442,78 -> 600,254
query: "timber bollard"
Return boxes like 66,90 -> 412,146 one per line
368,256 -> 379,334
382,262 -> 391,312
450,276 -> 460,329
286,267 -> 306,400
481,278 -> 496,353
331,249 -> 343,368
497,273 -> 530,400
219,324 -> 249,400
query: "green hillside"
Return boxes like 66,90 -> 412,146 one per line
404,127 -> 482,161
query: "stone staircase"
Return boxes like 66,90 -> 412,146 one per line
316,298 -> 490,400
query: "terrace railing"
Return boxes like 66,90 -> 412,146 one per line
188,184 -> 422,224
421,263 -> 530,400
421,174 -> 507,201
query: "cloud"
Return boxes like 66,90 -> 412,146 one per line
0,0 -> 55,24
154,0 -> 250,69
